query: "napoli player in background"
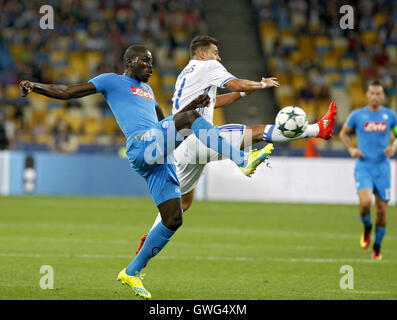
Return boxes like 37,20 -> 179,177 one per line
19,45 -> 272,299
339,80 -> 397,260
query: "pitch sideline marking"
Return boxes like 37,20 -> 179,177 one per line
0,252 -> 394,264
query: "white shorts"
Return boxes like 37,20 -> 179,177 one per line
174,124 -> 245,195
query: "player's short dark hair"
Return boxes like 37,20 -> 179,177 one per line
367,79 -> 384,90
190,35 -> 219,58
123,45 -> 148,63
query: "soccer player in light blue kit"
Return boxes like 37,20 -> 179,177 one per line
340,80 -> 397,260
19,45 -> 273,298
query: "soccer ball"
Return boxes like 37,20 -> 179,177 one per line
275,106 -> 308,138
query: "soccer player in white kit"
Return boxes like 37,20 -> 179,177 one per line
136,35 -> 336,255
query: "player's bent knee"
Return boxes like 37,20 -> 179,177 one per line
168,216 -> 183,231
163,211 -> 183,231
359,199 -> 372,211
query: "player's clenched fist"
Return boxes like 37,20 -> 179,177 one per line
19,80 -> 34,97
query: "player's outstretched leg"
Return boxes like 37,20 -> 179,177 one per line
174,110 -> 273,177
261,101 -> 337,144
118,198 -> 182,299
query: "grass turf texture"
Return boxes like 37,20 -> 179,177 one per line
0,196 -> 396,300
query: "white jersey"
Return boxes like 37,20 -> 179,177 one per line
171,59 -> 236,123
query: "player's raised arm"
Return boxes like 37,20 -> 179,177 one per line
215,77 -> 280,109
19,80 -> 97,100
339,124 -> 365,158
224,76 -> 279,93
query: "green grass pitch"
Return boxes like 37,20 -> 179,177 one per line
0,196 -> 396,300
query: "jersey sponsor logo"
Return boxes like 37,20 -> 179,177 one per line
131,86 -> 154,101
364,121 -> 387,132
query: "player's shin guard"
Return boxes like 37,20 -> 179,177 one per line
191,117 -> 246,165
126,222 -> 175,276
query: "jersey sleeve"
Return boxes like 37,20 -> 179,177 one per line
345,110 -> 357,130
88,73 -> 116,93
205,60 -> 237,88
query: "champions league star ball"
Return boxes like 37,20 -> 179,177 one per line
275,106 -> 308,138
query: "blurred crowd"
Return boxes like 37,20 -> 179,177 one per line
253,0 -> 397,140
1,0 -> 396,154
0,0 -> 206,152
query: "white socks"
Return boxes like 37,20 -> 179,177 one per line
263,123 -> 319,143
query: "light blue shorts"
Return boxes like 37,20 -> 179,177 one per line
354,161 -> 391,202
126,116 -> 182,205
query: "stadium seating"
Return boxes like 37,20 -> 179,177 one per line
0,0 -> 214,153
2,0 -> 396,154
253,0 -> 397,151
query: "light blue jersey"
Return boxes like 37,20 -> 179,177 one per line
345,105 -> 397,201
346,106 -> 397,164
89,73 -> 181,205
89,73 -> 158,141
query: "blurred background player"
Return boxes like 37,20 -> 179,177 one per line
339,80 -> 397,260
136,35 -> 336,255
19,44 -> 273,299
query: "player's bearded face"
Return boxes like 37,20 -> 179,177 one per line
366,85 -> 385,107
203,44 -> 221,62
